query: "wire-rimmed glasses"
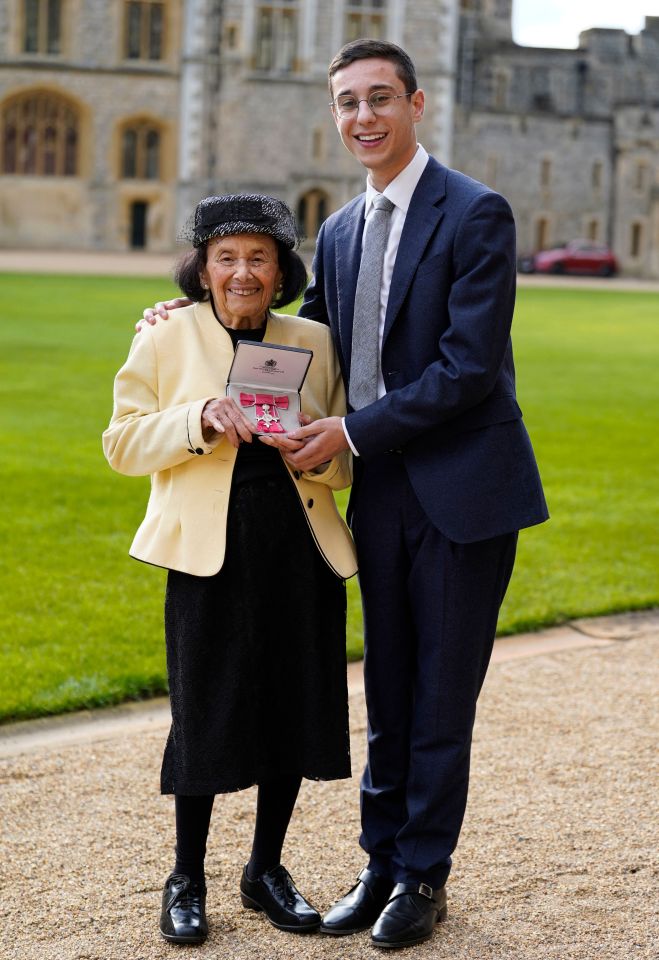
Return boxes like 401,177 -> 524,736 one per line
330,91 -> 414,119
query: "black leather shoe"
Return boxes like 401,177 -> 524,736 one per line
159,873 -> 208,944
240,864 -> 321,932
320,867 -> 393,936
371,882 -> 447,949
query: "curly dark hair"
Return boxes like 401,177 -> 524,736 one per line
174,239 -> 308,309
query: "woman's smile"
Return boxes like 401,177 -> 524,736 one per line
202,233 -> 283,328
227,285 -> 260,296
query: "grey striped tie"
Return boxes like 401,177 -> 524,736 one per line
349,194 -> 395,411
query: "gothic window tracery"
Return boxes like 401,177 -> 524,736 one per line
1,91 -> 78,175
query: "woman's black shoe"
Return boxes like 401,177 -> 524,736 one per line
240,864 -> 321,932
160,873 -> 209,944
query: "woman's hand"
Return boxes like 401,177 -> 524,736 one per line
201,398 -> 258,448
135,298 -> 192,331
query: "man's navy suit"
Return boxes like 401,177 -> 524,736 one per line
300,155 -> 548,888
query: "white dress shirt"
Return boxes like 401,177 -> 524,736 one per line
343,143 -> 430,455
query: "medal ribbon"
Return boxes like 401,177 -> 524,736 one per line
239,393 -> 289,432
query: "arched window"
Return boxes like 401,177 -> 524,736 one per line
298,188 -> 329,238
1,91 -> 79,175
23,0 -> 62,54
120,122 -> 161,180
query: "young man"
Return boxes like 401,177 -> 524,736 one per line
267,39 -> 548,949
141,39 -> 548,950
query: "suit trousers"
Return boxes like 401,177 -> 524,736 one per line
351,451 -> 517,888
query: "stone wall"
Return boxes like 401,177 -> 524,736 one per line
185,0 -> 457,251
454,8 -> 659,276
0,0 -> 457,253
613,105 -> 659,277
0,0 -> 181,251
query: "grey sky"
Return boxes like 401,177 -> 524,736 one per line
512,0 -> 657,49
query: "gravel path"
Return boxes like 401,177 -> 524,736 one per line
1,612 -> 657,960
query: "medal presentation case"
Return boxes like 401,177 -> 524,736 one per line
226,340 -> 313,435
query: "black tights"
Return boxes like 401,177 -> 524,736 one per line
174,775 -> 302,884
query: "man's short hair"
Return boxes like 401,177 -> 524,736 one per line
328,39 -> 418,96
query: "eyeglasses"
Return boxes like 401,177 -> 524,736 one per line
330,91 -> 414,119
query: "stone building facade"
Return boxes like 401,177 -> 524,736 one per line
0,0 -> 457,255
453,0 -> 659,278
177,0 -> 457,255
0,0 -> 183,251
2,1 -> 657,277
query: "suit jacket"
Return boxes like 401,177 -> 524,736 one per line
300,155 -> 548,543
103,304 -> 357,578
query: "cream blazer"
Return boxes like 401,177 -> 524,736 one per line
102,303 -> 357,579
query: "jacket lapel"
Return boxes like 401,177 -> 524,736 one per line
334,195 -> 366,367
194,301 -> 235,384
382,159 -> 447,344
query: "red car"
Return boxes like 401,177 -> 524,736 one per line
519,240 -> 617,277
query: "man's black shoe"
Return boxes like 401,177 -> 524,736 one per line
240,864 -> 321,932
371,882 -> 447,949
320,867 -> 393,936
159,873 -> 208,944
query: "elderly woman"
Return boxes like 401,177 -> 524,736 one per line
103,195 -> 356,946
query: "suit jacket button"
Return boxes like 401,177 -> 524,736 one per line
307,498 -> 314,508
195,448 -> 204,455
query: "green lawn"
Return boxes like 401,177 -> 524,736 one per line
0,276 -> 657,722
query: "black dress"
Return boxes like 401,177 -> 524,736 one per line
160,325 -> 351,795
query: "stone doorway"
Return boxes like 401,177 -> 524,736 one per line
130,201 -> 148,248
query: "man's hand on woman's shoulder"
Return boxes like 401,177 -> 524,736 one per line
135,297 -> 192,331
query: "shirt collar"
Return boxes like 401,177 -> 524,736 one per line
365,144 -> 429,216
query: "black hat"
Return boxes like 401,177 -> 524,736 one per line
179,194 -> 302,249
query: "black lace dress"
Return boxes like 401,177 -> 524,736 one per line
160,325 -> 351,795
